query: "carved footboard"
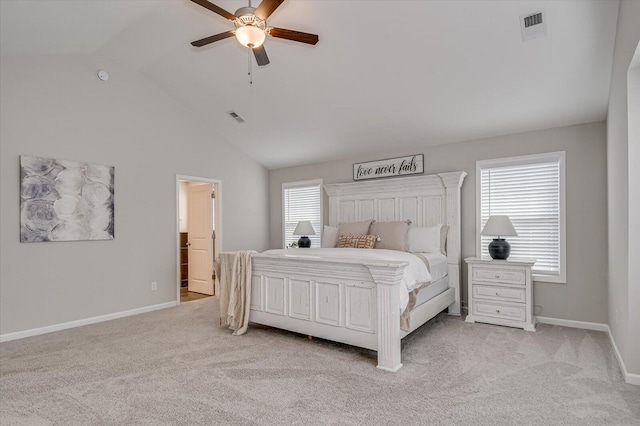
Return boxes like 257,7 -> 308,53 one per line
249,253 -> 408,372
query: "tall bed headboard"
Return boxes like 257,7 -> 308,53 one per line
324,171 -> 467,314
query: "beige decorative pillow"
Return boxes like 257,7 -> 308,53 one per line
337,219 -> 374,238
337,234 -> 377,249
369,220 -> 411,251
440,225 -> 449,255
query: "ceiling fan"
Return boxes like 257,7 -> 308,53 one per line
190,0 -> 319,66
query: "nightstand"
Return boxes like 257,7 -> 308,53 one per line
464,257 -> 536,331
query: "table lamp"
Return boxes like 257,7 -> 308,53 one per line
293,220 -> 316,248
481,215 -> 518,260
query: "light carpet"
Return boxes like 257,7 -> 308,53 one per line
1,297 -> 639,425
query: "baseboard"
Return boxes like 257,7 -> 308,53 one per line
0,301 -> 177,343
536,316 -> 609,332
529,317 -> 639,386
606,325 -> 640,386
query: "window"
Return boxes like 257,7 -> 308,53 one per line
476,152 -> 566,283
282,180 -> 322,248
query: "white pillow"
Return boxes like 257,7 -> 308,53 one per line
407,225 -> 442,253
321,225 -> 338,248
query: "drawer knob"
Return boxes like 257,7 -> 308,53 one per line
495,274 -> 500,278
496,309 -> 501,313
495,292 -> 500,296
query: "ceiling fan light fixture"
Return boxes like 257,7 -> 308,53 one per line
235,25 -> 266,48
189,0 -> 319,67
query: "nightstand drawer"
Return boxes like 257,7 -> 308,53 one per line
472,267 -> 525,285
473,285 -> 526,303
473,301 -> 525,322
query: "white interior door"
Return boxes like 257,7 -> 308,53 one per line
212,183 -> 220,296
187,183 -> 214,295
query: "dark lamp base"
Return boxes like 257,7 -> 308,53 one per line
488,238 -> 511,260
297,236 -> 311,248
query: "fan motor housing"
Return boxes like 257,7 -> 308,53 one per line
234,7 -> 266,30
233,7 -> 267,30
234,6 -> 256,17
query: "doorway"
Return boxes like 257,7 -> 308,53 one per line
176,175 -> 222,304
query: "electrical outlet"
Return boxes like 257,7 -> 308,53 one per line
151,281 -> 158,291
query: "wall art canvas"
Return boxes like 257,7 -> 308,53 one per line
20,155 -> 114,242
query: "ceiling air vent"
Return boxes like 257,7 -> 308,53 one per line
228,111 -> 246,123
520,11 -> 547,41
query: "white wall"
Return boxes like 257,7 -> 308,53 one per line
628,62 -> 640,376
0,54 -> 270,336
607,0 -> 640,377
269,122 -> 608,324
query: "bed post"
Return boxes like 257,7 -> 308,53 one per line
365,262 -> 406,372
324,185 -> 339,227
438,171 -> 467,316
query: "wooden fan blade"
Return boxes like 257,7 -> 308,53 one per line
253,45 -> 270,66
190,0 -> 235,21
268,27 -> 318,45
254,0 -> 284,21
191,31 -> 235,47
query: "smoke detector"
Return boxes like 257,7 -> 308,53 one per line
520,11 -> 547,41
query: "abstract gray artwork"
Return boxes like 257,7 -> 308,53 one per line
20,155 -> 114,242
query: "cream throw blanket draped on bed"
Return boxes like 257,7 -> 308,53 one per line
400,253 -> 433,331
218,250 -> 257,336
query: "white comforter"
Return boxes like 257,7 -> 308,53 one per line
259,248 -> 433,312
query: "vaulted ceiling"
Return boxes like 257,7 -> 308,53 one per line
0,1 -> 620,169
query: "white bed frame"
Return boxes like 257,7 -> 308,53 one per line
249,171 -> 466,371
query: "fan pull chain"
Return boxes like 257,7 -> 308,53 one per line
248,48 -> 253,85
248,0 -> 252,84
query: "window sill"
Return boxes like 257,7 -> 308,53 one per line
533,274 -> 566,284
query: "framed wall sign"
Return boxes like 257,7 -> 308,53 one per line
353,154 -> 424,181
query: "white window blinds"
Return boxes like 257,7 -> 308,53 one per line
283,180 -> 322,248
477,152 -> 566,283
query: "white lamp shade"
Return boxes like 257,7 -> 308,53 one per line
235,25 -> 266,48
481,215 -> 518,237
293,220 -> 316,236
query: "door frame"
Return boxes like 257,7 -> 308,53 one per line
175,175 -> 222,305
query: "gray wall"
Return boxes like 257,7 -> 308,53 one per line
269,122 -> 608,323
606,0 -> 640,375
0,54 -> 270,336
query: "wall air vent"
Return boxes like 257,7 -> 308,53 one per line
228,111 -> 246,123
523,13 -> 543,28
520,11 -> 547,41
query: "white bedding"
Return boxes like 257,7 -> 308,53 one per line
260,248 -> 433,312
418,252 -> 449,282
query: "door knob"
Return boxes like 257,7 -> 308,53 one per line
186,242 -> 191,246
